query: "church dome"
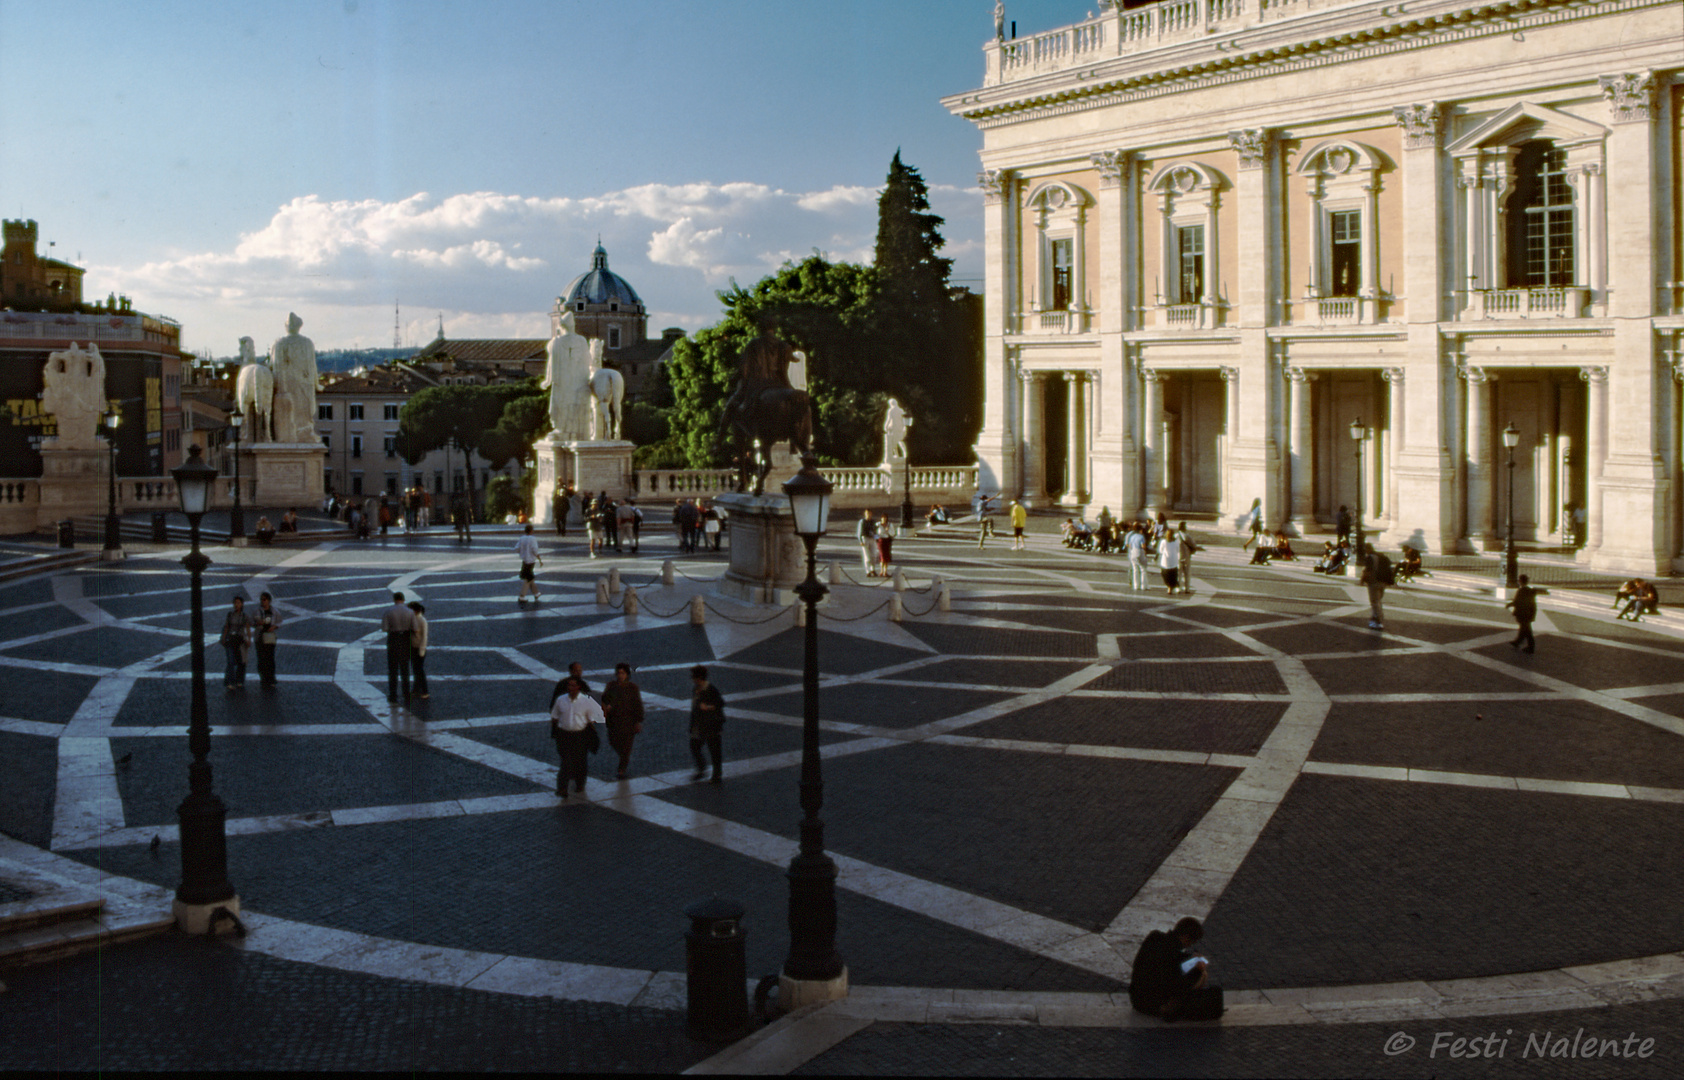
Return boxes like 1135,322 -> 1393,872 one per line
562,243 -> 643,309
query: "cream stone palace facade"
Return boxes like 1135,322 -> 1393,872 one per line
945,0 -> 1682,572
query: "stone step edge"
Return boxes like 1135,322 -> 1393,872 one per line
0,909 -> 176,972
0,896 -> 104,937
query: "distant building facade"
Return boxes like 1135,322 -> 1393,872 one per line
551,242 -> 681,400
945,0 -> 1682,573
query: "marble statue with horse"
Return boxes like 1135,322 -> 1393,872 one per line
542,308 -> 624,442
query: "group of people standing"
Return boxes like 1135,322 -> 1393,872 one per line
379,592 -> 431,703
547,661 -> 727,797
219,592 -> 282,690
855,509 -> 896,577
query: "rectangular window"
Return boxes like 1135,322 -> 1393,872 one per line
453,472 -> 465,493
383,403 -> 400,421
324,469 -> 333,492
385,473 -> 399,495
1050,239 -> 1073,311
349,403 -> 365,420
351,472 -> 364,495
322,434 -> 331,451
384,435 -> 397,458
434,472 -> 444,494
351,434 -> 362,459
1329,211 -> 1360,297
607,326 -> 621,349
317,403 -> 333,420
1176,225 -> 1205,304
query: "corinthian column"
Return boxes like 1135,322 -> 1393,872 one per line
1142,370 -> 1166,516
1286,367 -> 1316,532
1065,373 -> 1088,504
1382,368 -> 1406,528
1581,365 -> 1609,557
1464,366 -> 1495,547
1021,371 -> 1048,506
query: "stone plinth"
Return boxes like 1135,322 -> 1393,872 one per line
714,491 -> 808,605
37,446 -> 111,521
533,437 -> 634,526
245,443 -> 326,509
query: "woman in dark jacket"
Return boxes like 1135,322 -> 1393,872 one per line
600,662 -> 646,779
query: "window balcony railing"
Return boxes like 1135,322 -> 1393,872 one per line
1316,297 -> 1359,323
1152,302 -> 1223,330
1460,287 -> 1588,320
1013,309 -> 1092,334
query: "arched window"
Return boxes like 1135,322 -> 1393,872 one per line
1295,140 -> 1385,323
1023,181 -> 1093,332
1146,162 -> 1225,328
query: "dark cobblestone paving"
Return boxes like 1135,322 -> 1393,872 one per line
1345,613 -> 1510,646
0,879 -> 34,903
1202,774 -> 1684,988
794,999 -> 1684,1078
906,623 -> 1097,658
655,742 -> 1238,933
1543,611 -> 1684,656
0,602 -> 91,636
1088,661 -> 1286,696
459,712 -> 845,781
1117,632 -> 1256,660
728,627 -> 933,674
1627,692 -> 1684,720
0,933 -> 715,1074
108,733 -> 546,827
1242,621 -> 1391,654
747,683 -> 1017,730
1473,638 -> 1680,691
980,608 -> 1158,636
1302,652 -> 1534,696
1,625 -> 179,668
360,647 -> 531,678
402,678 -> 555,722
80,809 -> 1120,992
112,678 -> 373,727
522,622 -> 717,675
1312,700 -> 1684,788
0,669 -> 100,723
634,663 -> 797,702
0,730 -> 55,846
150,640 -> 338,674
910,658 -> 1093,688
238,613 -> 383,645
1210,595 -> 1345,620
975,697 -> 1288,756
1169,604 -> 1283,629
0,578 -> 57,606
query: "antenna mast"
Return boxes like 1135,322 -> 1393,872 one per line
393,299 -> 402,349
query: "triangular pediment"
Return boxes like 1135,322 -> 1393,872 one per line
1447,102 -> 1606,156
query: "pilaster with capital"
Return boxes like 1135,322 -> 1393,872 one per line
1285,367 -> 1317,530
1063,372 -> 1089,504
1141,370 -> 1167,516
1461,364 -> 1496,546
1381,368 -> 1407,525
1020,369 -> 1048,506
975,169 -> 1018,498
1580,365 -> 1609,556
1091,150 -> 1133,512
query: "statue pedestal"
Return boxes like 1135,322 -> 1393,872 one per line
714,492 -> 807,606
245,443 -> 326,508
37,446 -> 111,523
533,437 -> 633,525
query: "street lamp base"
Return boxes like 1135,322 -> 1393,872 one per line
172,894 -> 242,935
779,967 -> 848,1011
228,537 -> 250,548
100,548 -> 126,562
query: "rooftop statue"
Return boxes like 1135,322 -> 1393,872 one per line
40,342 -> 107,451
269,313 -> 319,444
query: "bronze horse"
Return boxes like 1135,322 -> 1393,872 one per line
715,324 -> 814,494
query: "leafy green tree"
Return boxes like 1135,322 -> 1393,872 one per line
479,392 -> 550,471
400,382 -> 532,520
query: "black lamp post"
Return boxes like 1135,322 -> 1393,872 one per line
899,417 -> 914,533
229,411 -> 245,542
780,454 -> 846,1003
1349,418 -> 1366,559
171,445 -> 239,933
1503,422 -> 1521,591
102,405 -> 124,560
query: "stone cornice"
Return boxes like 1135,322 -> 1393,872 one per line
945,0 -> 1675,131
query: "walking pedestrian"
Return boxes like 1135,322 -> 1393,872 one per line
381,591 -> 415,703
220,595 -> 252,690
856,510 -> 878,576
1125,522 -> 1148,590
1010,499 -> 1028,550
1241,499 -> 1265,551
632,498 -> 645,551
553,486 -> 569,536
254,591 -> 281,689
1175,521 -> 1198,594
408,601 -> 430,698
1507,575 -> 1549,653
1335,504 -> 1352,545
1361,548 -> 1394,630
616,498 -> 637,554
689,664 -> 725,784
702,502 -> 721,551
1157,529 -> 1182,595
601,662 -> 645,779
515,523 -> 543,604
549,675 -> 602,799
876,520 -> 895,577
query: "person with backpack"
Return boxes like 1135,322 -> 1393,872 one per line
1506,574 -> 1549,653
1361,547 -> 1394,630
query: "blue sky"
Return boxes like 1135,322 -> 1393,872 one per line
1,0 -> 1079,355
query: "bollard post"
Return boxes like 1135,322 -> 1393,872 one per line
938,580 -> 952,612
608,566 -> 621,594
662,559 -> 676,586
690,594 -> 706,625
623,585 -> 639,615
684,897 -> 751,1042
596,578 -> 610,605
889,594 -> 903,622
892,568 -> 907,592
828,561 -> 842,586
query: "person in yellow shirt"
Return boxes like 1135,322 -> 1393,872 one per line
1010,501 -> 1029,550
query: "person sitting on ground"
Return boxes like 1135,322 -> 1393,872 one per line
1396,544 -> 1424,583
925,504 -> 950,527
253,516 -> 276,545
1248,531 -> 1278,565
1060,518 -> 1079,547
1615,578 -> 1645,620
1129,916 -> 1225,1022
279,508 -> 298,533
1273,532 -> 1297,562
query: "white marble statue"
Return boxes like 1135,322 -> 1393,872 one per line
588,341 -> 624,441
268,313 -> 319,443
233,336 -> 275,442
882,396 -> 910,463
542,309 -> 596,442
40,342 -> 108,451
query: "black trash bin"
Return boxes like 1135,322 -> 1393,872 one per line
56,520 -> 74,549
151,512 -> 168,543
684,896 -> 751,1042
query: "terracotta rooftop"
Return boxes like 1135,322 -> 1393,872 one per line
411,338 -> 548,364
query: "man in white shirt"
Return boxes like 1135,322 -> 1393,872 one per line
1158,533 -> 1183,596
550,675 -> 604,799
1124,526 -> 1148,591
379,592 -> 416,703
515,524 -> 543,604
616,499 -> 638,553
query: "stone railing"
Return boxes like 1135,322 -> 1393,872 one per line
1461,287 -> 1589,320
1154,302 -> 1222,330
1316,297 -> 1359,324
0,480 -> 40,537
987,0 -> 1347,85
628,464 -> 978,511
122,480 -> 180,509
630,469 -> 738,500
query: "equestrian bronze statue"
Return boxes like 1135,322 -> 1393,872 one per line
716,320 -> 814,494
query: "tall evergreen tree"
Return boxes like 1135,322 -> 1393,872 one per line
874,150 -> 953,313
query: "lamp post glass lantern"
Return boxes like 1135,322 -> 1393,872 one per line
102,406 -> 122,556
779,455 -> 845,999
170,445 -> 238,931
1503,422 -> 1521,590
1348,419 -> 1366,558
229,411 -> 245,540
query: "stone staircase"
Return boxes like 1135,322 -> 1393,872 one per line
0,865 -> 176,979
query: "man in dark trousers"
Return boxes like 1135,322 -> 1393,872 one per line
1507,574 -> 1549,653
1130,916 -> 1224,1022
689,664 -> 725,784
380,592 -> 415,703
